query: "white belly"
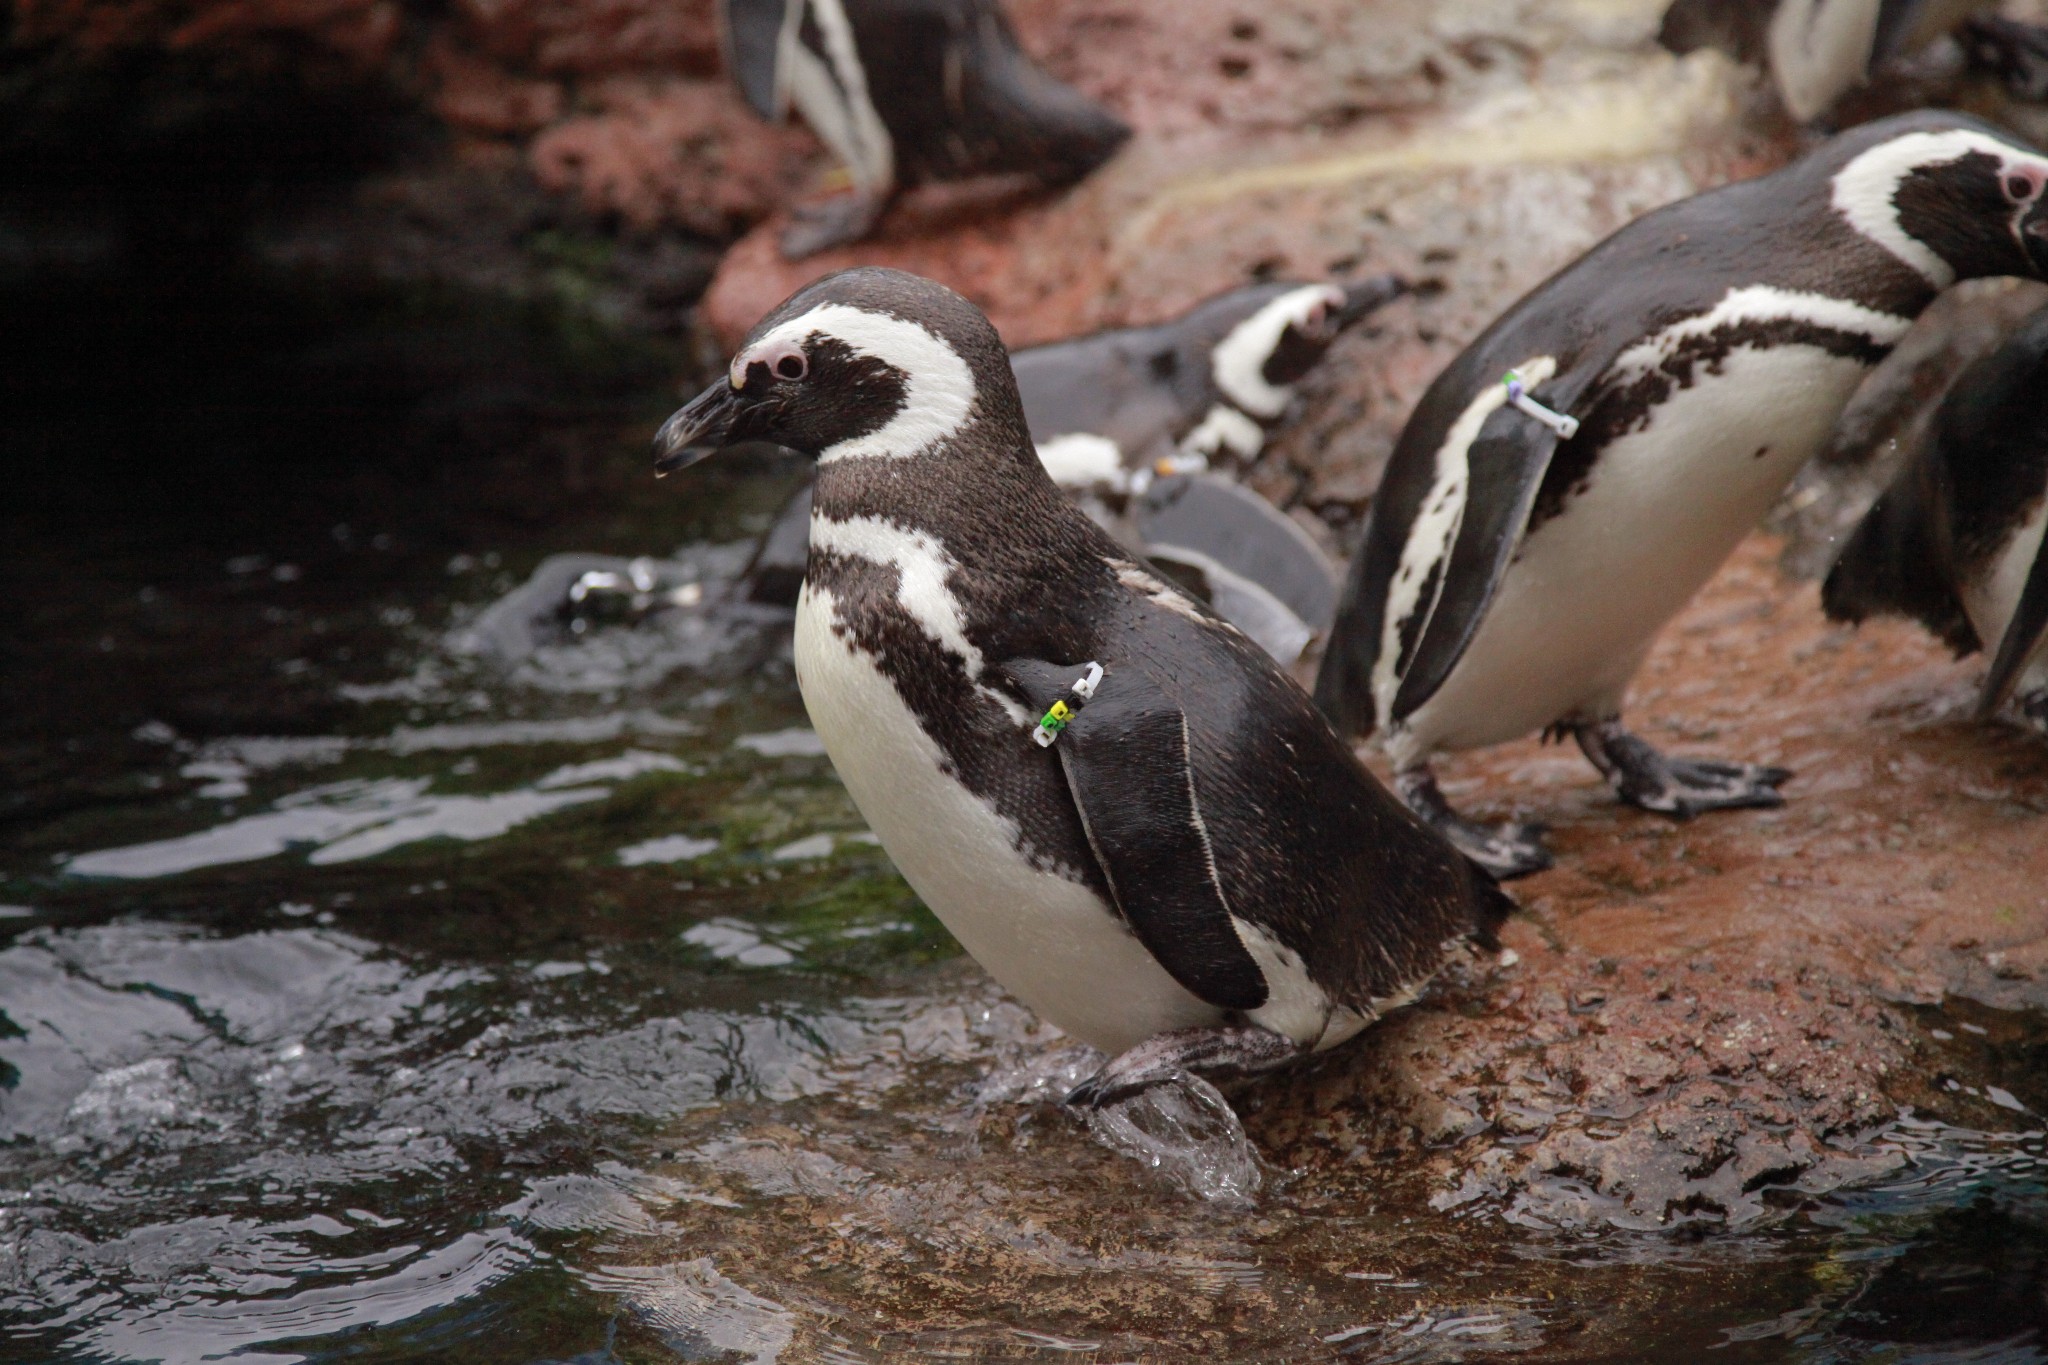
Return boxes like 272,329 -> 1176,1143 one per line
1393,345 -> 1869,765
1963,501 -> 2048,699
792,582 -> 1222,1054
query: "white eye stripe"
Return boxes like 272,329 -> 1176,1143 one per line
747,302 -> 976,462
1210,285 -> 1344,419
1831,128 -> 2048,287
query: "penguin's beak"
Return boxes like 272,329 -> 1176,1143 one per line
2024,197 -> 2048,278
1333,273 -> 1410,329
652,380 -> 745,476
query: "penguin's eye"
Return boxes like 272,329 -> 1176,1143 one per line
775,352 -> 808,381
2006,170 -> 2043,203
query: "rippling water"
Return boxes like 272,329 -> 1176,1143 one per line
6,271 -> 2048,1364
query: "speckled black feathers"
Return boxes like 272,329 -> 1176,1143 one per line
783,270 -> 1509,1014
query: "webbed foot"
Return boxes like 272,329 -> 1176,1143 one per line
1395,766 -> 1554,880
779,191 -> 888,259
2017,688 -> 2048,733
1573,719 -> 1791,819
1064,1026 -> 1300,1110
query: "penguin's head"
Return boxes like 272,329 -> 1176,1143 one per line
1190,275 -> 1409,424
654,267 -> 1025,473
1832,116 -> 2048,286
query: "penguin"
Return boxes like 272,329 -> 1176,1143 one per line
721,0 -> 1130,258
1824,299 -> 2048,729
651,267 -> 1512,1106
735,275 -> 1410,661
1314,111 -> 2048,879
1657,0 -> 2046,122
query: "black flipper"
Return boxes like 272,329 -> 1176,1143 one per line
994,657 -> 1269,1013
1981,530 -> 2048,716
1389,365 -> 1607,724
721,0 -> 791,120
1136,475 -> 1339,633
1822,460 -> 1980,655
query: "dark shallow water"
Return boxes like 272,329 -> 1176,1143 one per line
5,269 -> 2048,1363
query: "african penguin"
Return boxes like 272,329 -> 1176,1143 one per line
738,274 -> 1410,661
652,267 -> 1512,1106
1824,298 -> 2048,729
1315,110 -> 2048,879
1657,0 -> 2045,122
721,0 -> 1130,258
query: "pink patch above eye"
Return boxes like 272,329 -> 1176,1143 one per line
736,338 -> 808,386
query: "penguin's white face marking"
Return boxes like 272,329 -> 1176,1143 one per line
1035,432 -> 1125,487
740,302 -> 976,463
809,512 -> 1035,726
1374,357 -> 1556,729
1210,285 -> 1344,419
1767,0 -> 1881,122
1177,404 -> 1266,463
1832,129 -> 2048,287
1612,285 -> 1913,376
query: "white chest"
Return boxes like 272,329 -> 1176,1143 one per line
791,582 -> 1221,1054
1394,343 -> 1870,762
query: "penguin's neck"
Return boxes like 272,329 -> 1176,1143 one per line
810,440 -> 1097,580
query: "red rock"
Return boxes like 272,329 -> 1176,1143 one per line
528,77 -> 812,236
449,0 -> 721,77
426,36 -> 564,137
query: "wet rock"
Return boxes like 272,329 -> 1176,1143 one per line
1239,533 -> 2048,1228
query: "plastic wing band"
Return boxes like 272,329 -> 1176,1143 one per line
1032,661 -> 1106,747
1503,370 -> 1580,440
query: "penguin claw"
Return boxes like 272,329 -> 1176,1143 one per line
1573,721 -> 1792,820
780,192 -> 888,259
1454,824 -> 1556,881
1394,767 -> 1555,881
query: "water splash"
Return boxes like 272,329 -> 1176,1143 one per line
1083,1075 -> 1266,1203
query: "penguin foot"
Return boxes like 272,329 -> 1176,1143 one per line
2017,689 -> 2048,733
1065,1026 -> 1301,1110
780,191 -> 888,259
1573,720 -> 1791,820
1394,766 -> 1554,881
